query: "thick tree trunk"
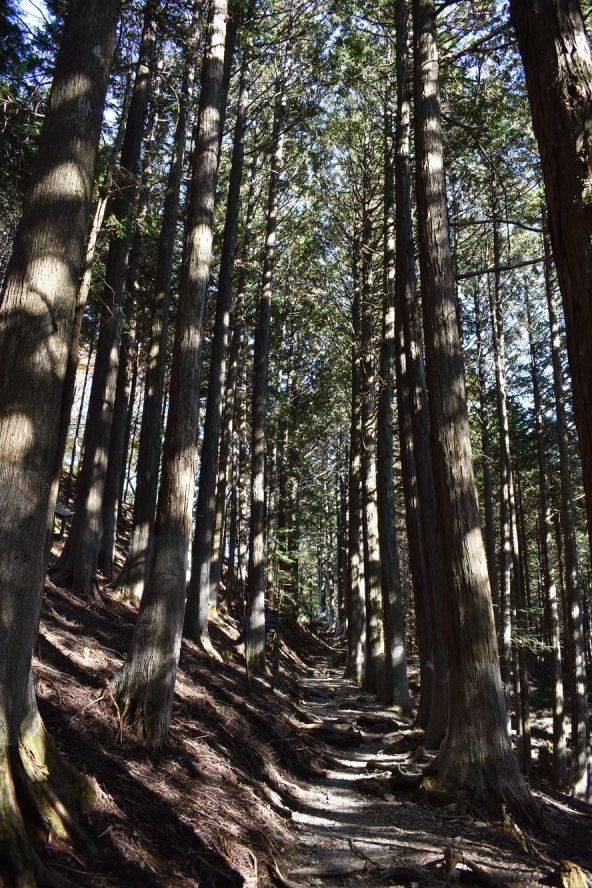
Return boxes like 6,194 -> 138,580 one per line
185,40 -> 250,648
395,0 -> 447,745
110,0 -> 229,746
0,1 -> 118,880
345,238 -> 366,685
113,32 -> 197,602
377,86 -> 410,711
51,0 -> 158,598
509,0 -> 592,800
246,79 -> 286,670
413,0 -> 540,818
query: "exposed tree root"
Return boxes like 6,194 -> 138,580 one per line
0,744 -> 85,888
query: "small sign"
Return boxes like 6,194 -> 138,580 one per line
265,609 -> 278,634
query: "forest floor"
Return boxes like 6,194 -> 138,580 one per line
18,543 -> 592,888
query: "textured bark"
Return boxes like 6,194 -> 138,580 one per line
51,0 -> 159,598
111,0 -> 229,746
113,27 -> 198,601
395,0 -> 446,745
359,159 -> 385,696
246,79 -> 286,670
0,0 -> 118,880
185,47 -> 250,646
377,83 -> 410,711
345,238 -> 366,685
509,0 -> 592,799
392,72 -> 433,726
413,0 -> 539,817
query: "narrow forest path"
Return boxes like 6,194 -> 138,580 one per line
272,643 -> 592,888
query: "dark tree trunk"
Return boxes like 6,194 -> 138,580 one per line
345,238 -> 366,685
0,0 -> 118,880
509,0 -> 592,800
246,78 -> 287,670
110,0 -> 229,746
413,0 -> 540,817
185,37 -> 250,649
51,0 -> 159,599
377,82 -> 410,711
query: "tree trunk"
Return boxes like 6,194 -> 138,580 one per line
0,0 -> 118,880
345,237 -> 366,685
113,23 -> 198,601
51,0 -> 159,598
395,0 -> 447,745
110,0 -> 229,746
246,76 -> 287,670
509,0 -> 592,800
377,81 -> 410,711
359,151 -> 385,696
413,0 -> 540,818
185,37 -> 250,649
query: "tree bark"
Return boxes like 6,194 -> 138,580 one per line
51,0 -> 159,598
395,0 -> 447,745
0,0 -> 118,879
413,0 -> 540,817
110,0 -> 229,746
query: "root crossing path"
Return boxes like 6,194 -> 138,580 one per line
272,643 -> 592,888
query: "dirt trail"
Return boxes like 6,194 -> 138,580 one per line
274,648 -> 592,888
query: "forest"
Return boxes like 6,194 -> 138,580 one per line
1,0 -> 592,885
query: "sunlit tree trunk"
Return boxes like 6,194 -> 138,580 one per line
359,152 -> 385,696
51,0 -> 159,598
110,0 -> 229,745
186,46 -> 250,649
0,1 -> 118,880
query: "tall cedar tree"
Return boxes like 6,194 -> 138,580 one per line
0,0 -> 118,881
412,0 -> 542,818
